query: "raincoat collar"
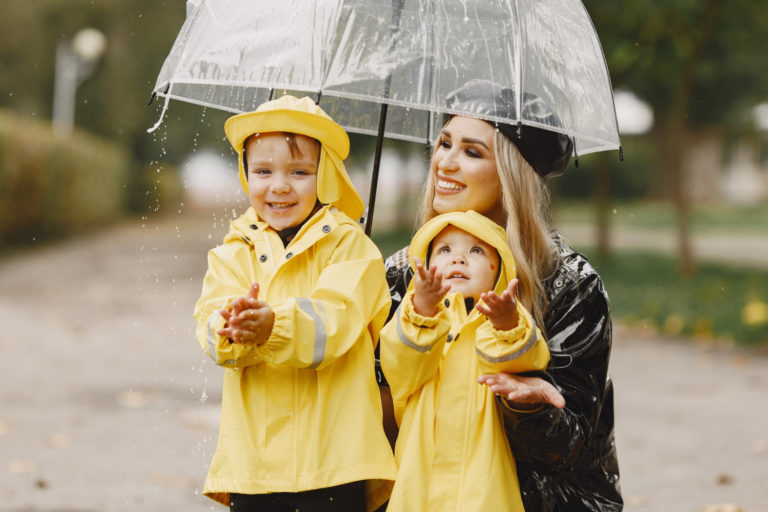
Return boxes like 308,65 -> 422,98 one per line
409,210 -> 517,298
224,95 -> 364,221
226,205 -> 348,252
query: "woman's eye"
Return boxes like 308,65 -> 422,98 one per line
254,168 -> 271,175
466,148 -> 481,158
439,139 -> 451,149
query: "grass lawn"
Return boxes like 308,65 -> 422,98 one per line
552,200 -> 768,234
581,249 -> 768,345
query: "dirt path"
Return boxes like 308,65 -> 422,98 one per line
0,211 -> 766,512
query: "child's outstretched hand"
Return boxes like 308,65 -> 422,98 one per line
412,257 -> 450,317
476,279 -> 519,331
218,283 -> 274,345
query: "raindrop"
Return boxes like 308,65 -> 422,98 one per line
200,390 -> 208,403
612,209 -> 617,214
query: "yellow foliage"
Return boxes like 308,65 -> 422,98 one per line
742,299 -> 768,326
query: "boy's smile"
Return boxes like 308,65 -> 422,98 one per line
245,132 -> 320,231
428,225 -> 500,302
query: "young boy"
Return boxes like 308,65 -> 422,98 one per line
193,95 -> 396,511
380,210 -> 550,511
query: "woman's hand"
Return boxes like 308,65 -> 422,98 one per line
476,279 -> 519,330
478,372 -> 566,409
412,256 -> 450,317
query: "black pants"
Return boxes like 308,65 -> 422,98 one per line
230,481 -> 365,512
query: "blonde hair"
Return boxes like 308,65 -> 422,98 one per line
417,125 -> 558,329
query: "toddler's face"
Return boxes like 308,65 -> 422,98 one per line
428,225 -> 500,302
245,132 -> 319,231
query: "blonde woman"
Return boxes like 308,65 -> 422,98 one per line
378,80 -> 622,511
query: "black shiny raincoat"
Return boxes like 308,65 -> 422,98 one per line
378,233 -> 622,511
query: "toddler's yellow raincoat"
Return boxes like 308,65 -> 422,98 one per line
380,211 -> 550,511
193,96 -> 395,509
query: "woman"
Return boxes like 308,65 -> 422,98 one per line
378,80 -> 622,511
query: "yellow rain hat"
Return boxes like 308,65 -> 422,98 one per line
224,95 -> 364,221
409,210 -> 517,295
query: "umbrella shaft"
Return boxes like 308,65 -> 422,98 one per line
365,103 -> 389,236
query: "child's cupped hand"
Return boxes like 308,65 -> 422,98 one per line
476,278 -> 520,331
412,257 -> 450,317
218,283 -> 274,345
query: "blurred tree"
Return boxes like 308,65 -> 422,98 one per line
0,1 -> 228,212
588,0 -> 768,275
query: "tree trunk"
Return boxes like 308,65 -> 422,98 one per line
594,153 -> 611,261
662,108 -> 695,276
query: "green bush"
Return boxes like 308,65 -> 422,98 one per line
128,161 -> 184,216
0,109 -> 131,246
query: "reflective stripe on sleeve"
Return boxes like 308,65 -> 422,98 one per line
395,305 -> 435,353
297,297 -> 327,369
207,317 -> 237,366
206,321 -> 219,364
475,322 -> 539,364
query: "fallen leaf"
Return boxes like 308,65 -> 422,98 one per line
702,504 -> 744,512
7,460 -> 37,474
117,389 -> 152,408
715,473 -> 734,485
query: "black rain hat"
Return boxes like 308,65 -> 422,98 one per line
444,79 -> 574,179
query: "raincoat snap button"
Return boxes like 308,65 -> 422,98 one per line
249,224 -> 258,230
322,225 -> 331,233
446,334 -> 454,343
259,254 -> 267,263
555,279 -> 564,288
444,298 -> 450,307
285,252 -> 293,259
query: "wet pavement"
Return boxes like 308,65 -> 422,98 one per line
0,210 -> 766,512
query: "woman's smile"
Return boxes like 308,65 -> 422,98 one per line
436,176 -> 466,193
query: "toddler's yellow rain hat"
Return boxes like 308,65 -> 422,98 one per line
224,95 -> 364,221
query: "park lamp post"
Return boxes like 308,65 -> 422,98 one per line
52,28 -> 107,135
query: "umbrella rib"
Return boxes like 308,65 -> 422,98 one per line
148,2 -> 209,133
512,0 -> 523,127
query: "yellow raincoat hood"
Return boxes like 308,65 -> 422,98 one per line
225,95 -> 365,221
409,210 -> 516,297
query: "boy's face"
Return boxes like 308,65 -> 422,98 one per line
245,132 -> 320,231
428,225 -> 500,302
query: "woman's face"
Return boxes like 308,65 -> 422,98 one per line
430,116 -> 503,222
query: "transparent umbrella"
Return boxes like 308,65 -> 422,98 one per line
151,0 -> 621,231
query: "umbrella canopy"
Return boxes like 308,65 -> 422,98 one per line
152,0 -> 621,231
153,0 -> 619,155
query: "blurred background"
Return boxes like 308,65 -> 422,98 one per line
0,1 -> 767,511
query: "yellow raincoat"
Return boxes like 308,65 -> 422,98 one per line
380,211 -> 550,512
193,96 -> 396,509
